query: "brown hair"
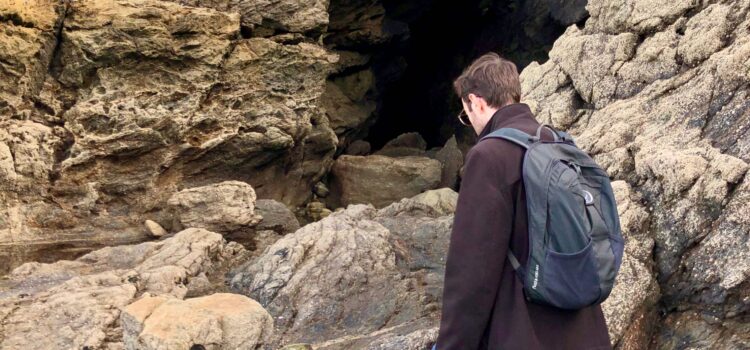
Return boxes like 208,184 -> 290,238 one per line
453,52 -> 521,109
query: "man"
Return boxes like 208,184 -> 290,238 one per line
434,53 -> 612,349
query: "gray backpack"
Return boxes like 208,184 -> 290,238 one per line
480,125 -> 624,310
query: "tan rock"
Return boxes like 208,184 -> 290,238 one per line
122,293 -> 274,350
0,228 -> 246,349
145,220 -> 168,237
168,181 -> 262,233
329,155 -> 442,208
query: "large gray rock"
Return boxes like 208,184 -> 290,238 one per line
228,189 -> 457,348
0,228 -> 247,349
254,199 -> 301,234
167,181 -> 262,233
328,154 -> 442,208
520,0 -> 750,346
374,132 -> 428,157
122,293 -> 274,350
430,136 -> 464,189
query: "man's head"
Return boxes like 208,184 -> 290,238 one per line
453,53 -> 521,135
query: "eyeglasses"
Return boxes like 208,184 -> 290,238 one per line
457,109 -> 471,126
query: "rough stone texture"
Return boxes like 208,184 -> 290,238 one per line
167,181 -> 262,234
429,136 -> 464,189
254,199 -> 300,234
0,0 -> 339,272
344,139 -> 372,155
521,0 -> 750,346
328,154 -> 442,208
165,0 -> 329,35
374,132 -> 428,156
601,181 -> 659,349
0,228 -> 247,349
321,77 -> 377,148
228,189 -> 457,348
121,293 -> 274,350
0,0 -> 65,116
227,185 -> 651,348
325,0 -> 404,49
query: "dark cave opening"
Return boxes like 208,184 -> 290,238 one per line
325,0 -> 586,152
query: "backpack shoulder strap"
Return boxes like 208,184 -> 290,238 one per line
479,128 -> 532,279
479,128 -> 534,149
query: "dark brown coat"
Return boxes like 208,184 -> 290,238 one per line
435,103 -> 612,350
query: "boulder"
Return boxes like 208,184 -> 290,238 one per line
168,181 -> 262,234
228,189 -> 457,347
0,228 -> 246,349
374,132 -> 428,157
344,140 -> 372,156
145,219 -> 168,237
122,293 -> 274,350
328,155 -> 442,208
254,199 -> 300,234
429,136 -> 464,189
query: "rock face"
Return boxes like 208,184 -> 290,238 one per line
228,189 -> 457,348
521,0 -> 750,346
0,228 -> 247,349
0,0 -> 338,272
328,154 -> 442,208
167,181 -> 262,234
122,293 -> 274,350
601,181 -> 659,348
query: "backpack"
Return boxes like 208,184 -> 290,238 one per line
480,124 -> 624,310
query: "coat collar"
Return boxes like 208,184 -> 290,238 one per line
477,103 -> 535,139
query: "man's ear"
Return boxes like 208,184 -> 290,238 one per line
468,93 -> 485,113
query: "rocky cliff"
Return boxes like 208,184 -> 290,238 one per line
0,0 -> 748,349
522,0 -> 750,347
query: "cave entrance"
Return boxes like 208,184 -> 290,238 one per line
325,0 -> 586,152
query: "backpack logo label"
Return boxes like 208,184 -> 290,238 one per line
532,264 -> 539,289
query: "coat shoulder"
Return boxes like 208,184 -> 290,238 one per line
465,138 -> 525,187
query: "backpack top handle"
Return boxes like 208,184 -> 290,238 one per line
533,124 -> 576,144
533,124 -> 560,142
